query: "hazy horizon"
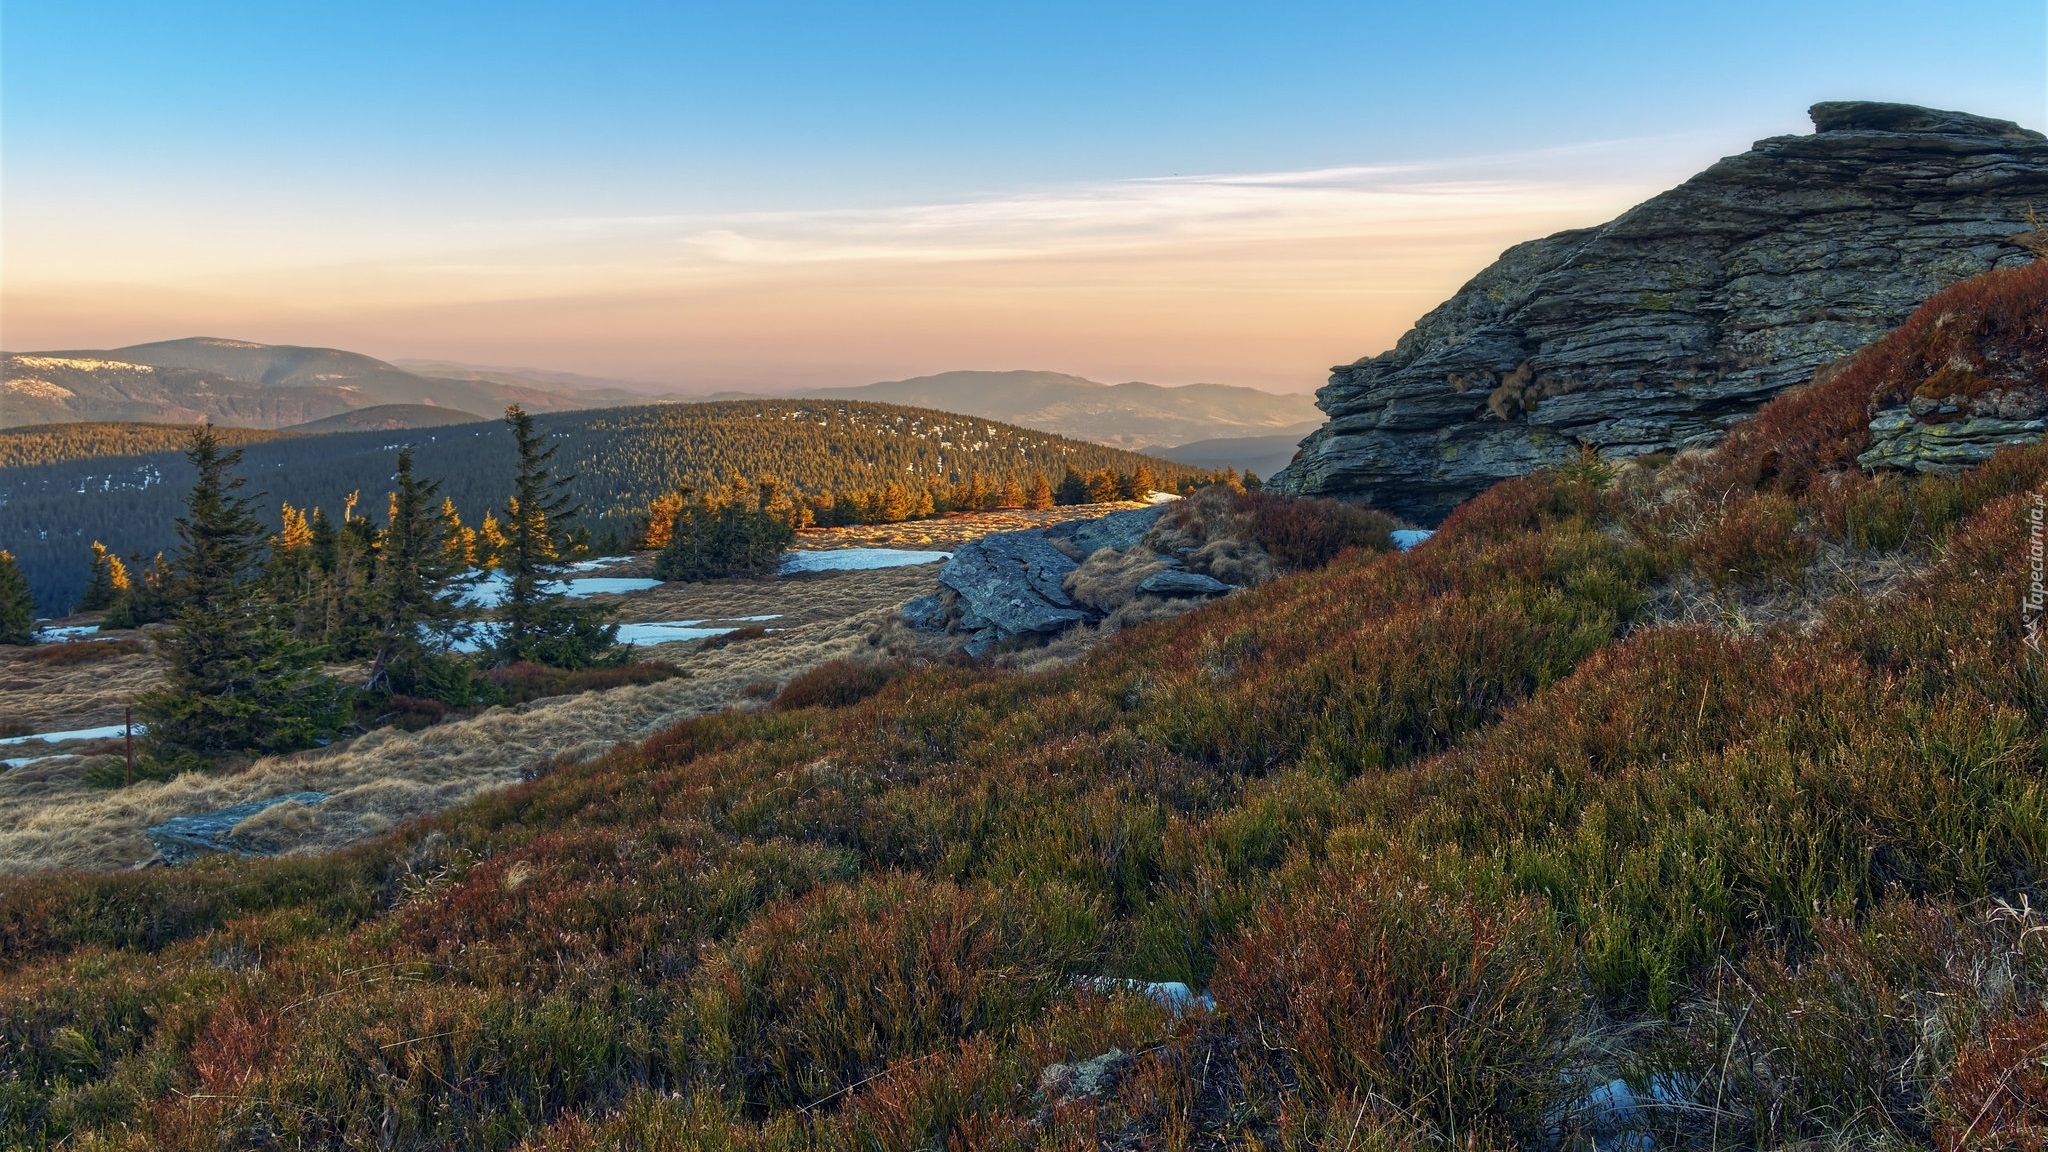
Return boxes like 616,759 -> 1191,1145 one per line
5,1 -> 2043,395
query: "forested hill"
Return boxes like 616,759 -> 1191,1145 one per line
2,400 -> 1215,611
0,422 -> 298,470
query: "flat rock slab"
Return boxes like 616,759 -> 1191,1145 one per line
1047,506 -> 1162,558
938,529 -> 1091,641
146,791 -> 331,865
1136,570 -> 1234,597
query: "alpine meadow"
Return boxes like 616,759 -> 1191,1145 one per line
4,4 -> 2048,1148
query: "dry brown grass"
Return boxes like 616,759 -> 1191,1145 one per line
0,633 -> 159,733
1062,547 -> 1172,613
0,564 -> 941,875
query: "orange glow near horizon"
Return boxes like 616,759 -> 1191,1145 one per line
2,159 -> 1666,393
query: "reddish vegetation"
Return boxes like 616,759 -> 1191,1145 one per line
1708,258 -> 2048,494
1,262 -> 2046,1149
483,659 -> 679,705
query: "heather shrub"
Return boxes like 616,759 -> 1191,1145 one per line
485,659 -> 678,704
16,638 -> 147,665
772,657 -> 900,710
1681,490 -> 1817,588
1215,867 -> 1579,1144
1242,491 -> 1395,570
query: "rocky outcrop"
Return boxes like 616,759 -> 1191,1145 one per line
1271,102 -> 2048,522
934,529 -> 1094,653
145,792 -> 331,864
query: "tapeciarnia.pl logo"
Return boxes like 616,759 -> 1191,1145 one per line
2027,493 -> 2045,654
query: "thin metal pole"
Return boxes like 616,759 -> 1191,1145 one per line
125,707 -> 134,787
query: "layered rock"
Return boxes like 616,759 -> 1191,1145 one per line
1270,102 -> 2048,522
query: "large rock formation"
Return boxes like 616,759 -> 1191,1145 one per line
1270,102 -> 2048,522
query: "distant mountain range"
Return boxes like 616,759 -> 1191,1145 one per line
4,340 -> 1319,451
1146,424 -> 1321,480
0,338 -> 601,430
792,371 -> 1320,451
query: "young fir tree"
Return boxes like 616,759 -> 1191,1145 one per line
1025,472 -> 1055,510
438,498 -> 478,569
1056,467 -> 1090,506
0,550 -> 35,645
135,427 -> 350,762
263,503 -> 324,638
316,491 -> 379,657
491,406 -> 618,668
78,541 -> 131,611
655,478 -> 798,581
365,448 -> 473,698
998,475 -> 1026,509
103,553 -> 174,628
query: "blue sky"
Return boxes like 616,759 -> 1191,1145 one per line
4,1 -> 2044,391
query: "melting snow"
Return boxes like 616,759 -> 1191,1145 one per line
34,625 -> 100,643
0,724 -> 137,747
1391,530 -> 1433,552
779,548 -> 951,574
456,572 -> 662,608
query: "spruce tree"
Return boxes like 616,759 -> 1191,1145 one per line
0,551 -> 35,645
136,427 -> 350,762
79,541 -> 131,611
1025,472 -> 1055,510
104,553 -> 173,628
492,406 -> 618,668
366,448 -> 473,697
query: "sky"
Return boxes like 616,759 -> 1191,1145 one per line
3,1 -> 2044,395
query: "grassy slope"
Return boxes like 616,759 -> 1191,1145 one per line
2,265 -> 2046,1148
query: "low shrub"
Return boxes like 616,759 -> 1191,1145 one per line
1215,867 -> 1579,1144
486,660 -> 679,705
1242,491 -> 1396,571
15,639 -> 147,666
773,659 -> 901,711
1682,491 -> 1817,588
697,624 -> 768,652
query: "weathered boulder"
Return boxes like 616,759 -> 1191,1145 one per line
1271,102 -> 2048,523
937,529 -> 1092,652
1135,569 -> 1234,597
146,791 -> 331,864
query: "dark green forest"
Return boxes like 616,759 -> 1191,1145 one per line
0,422 -> 297,469
1,401 -> 1215,612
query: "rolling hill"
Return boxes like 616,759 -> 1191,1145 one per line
1148,421 -> 1322,479
797,370 -> 1321,450
0,338 -> 613,430
286,404 -> 488,433
2,399 -> 1217,611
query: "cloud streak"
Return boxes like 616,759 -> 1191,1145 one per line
4,142 -> 1682,391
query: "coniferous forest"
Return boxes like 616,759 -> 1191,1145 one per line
1,400 -> 1224,612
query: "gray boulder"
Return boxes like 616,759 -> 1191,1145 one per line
1270,102 -> 2048,523
1135,570 -> 1234,597
937,529 -> 1091,646
898,594 -> 947,631
146,791 -> 331,865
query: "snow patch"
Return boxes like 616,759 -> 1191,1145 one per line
778,548 -> 951,574
1391,529 -> 1433,552
34,624 -> 100,643
0,724 -> 137,747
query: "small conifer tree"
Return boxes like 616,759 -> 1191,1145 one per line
79,541 -> 131,611
491,406 -> 618,668
136,427 -> 350,762
0,550 -> 35,645
366,448 -> 474,697
1025,472 -> 1055,510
